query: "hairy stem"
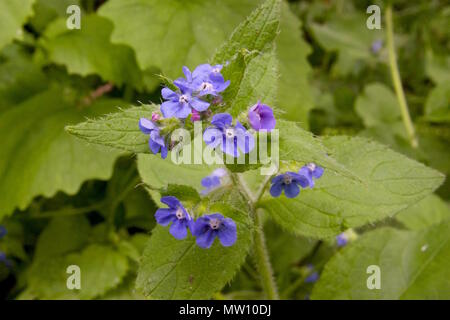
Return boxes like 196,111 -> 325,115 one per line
386,5 -> 418,148
230,171 -> 279,299
253,208 -> 279,299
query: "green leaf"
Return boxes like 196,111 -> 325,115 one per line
137,153 -> 214,194
259,136 -> 444,238
98,0 -> 258,77
396,194 -> 450,230
213,0 -> 280,117
136,198 -> 253,299
0,0 -> 35,51
29,0 -> 80,33
72,244 -> 129,299
425,50 -> 450,85
424,82 -> 450,123
0,87 -> 123,218
277,120 -> 357,180
41,15 -> 142,87
34,215 -> 91,259
99,0 -> 312,121
276,2 -> 313,125
311,221 -> 450,299
355,83 -> 402,128
0,44 -> 49,109
28,244 -> 129,300
66,104 -> 158,153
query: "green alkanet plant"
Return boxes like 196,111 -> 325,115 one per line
65,0 -> 445,300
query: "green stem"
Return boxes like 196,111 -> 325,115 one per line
253,208 -> 279,300
230,171 -> 279,299
385,5 -> 418,148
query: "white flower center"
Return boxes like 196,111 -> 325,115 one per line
225,128 -> 235,138
200,82 -> 213,91
212,67 -> 220,73
179,94 -> 189,103
209,218 -> 221,230
175,207 -> 185,220
283,175 -> 293,185
307,163 -> 316,171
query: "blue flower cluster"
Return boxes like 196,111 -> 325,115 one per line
155,196 -> 237,249
270,163 -> 324,198
139,63 -> 276,159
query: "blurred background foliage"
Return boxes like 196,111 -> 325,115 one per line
0,0 -> 448,299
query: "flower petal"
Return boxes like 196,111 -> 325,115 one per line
182,66 -> 192,82
161,100 -> 181,118
270,182 -> 283,197
160,146 -> 168,159
174,103 -> 192,119
191,216 -> 210,237
169,219 -> 188,240
218,218 -> 237,247
190,97 -> 210,112
289,172 -> 310,188
155,208 -> 176,226
284,183 -> 300,198
203,127 -> 223,148
313,166 -> 324,179
160,196 -> 181,209
222,136 -> 239,157
149,139 -> 161,155
161,87 -> 178,100
211,113 -> 232,129
298,167 -> 314,187
139,118 -> 156,134
195,229 -> 216,249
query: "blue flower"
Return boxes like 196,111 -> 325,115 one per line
201,168 -> 228,195
139,118 -> 168,159
305,271 -> 319,283
0,251 -> 11,268
0,225 -> 6,239
336,229 -> 357,247
336,233 -> 348,247
155,196 -> 194,240
160,86 -> 210,119
269,172 -> 309,198
175,64 -> 230,97
304,264 -> 319,283
371,39 -> 383,54
298,163 -> 324,188
203,113 -> 255,157
192,213 -> 237,249
248,101 -> 276,131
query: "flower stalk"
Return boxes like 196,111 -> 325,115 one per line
231,172 -> 279,299
386,5 -> 418,148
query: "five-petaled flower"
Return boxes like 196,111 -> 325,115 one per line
192,213 -> 237,249
139,118 -> 168,159
160,86 -> 209,119
203,113 -> 255,157
175,64 -> 230,97
201,168 -> 228,195
155,196 -> 194,239
298,163 -> 324,188
248,101 -> 276,131
270,172 -> 309,198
